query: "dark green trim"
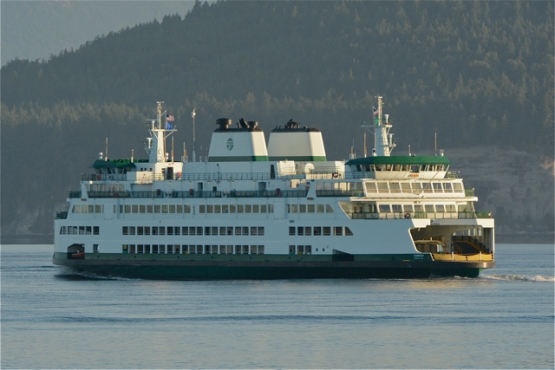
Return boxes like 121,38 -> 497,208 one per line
346,156 -> 450,166
91,159 -> 147,169
268,156 -> 327,161
208,156 -> 269,162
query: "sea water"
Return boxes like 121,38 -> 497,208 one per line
1,244 -> 553,369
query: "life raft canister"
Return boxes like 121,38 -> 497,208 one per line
404,213 -> 411,219
332,172 -> 339,178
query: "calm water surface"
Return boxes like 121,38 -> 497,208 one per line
1,244 -> 553,369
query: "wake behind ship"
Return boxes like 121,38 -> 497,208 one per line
53,97 -> 495,279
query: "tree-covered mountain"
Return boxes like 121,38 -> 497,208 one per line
1,0 -> 553,240
1,0 -> 194,66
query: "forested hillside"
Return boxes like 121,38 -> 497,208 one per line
1,0 -> 553,240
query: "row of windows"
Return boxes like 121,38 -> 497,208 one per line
378,204 -> 457,213
365,181 -> 463,194
199,204 -> 274,214
123,244 -> 265,255
288,204 -> 334,213
353,164 -> 448,172
289,245 -> 312,254
120,204 -> 191,214
60,226 -> 100,235
122,226 -> 265,236
289,226 -> 353,236
72,205 -> 103,214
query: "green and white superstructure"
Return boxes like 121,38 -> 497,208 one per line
53,98 -> 495,279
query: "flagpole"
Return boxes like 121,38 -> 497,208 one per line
192,108 -> 196,162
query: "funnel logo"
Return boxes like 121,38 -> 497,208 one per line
226,138 -> 234,151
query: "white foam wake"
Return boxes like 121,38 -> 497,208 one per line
480,274 -> 555,282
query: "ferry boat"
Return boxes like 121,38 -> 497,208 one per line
53,97 -> 495,279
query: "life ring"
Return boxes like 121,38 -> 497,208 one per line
332,172 -> 339,178
404,212 -> 411,219
97,174 -> 102,180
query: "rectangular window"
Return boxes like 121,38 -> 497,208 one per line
184,205 -> 191,213
205,226 -> 211,236
436,204 -> 446,212
453,183 -> 463,193
222,205 -> 229,213
326,205 -> 334,213
289,227 -> 295,236
176,205 -> 183,213
132,205 -> 139,213
317,204 -> 325,213
250,227 -> 258,236
300,204 -> 306,213
305,245 -> 312,254
86,226 -> 91,235
123,226 -> 128,235
297,245 -> 304,254
227,245 -> 233,254
182,227 -> 189,235
379,204 -> 391,213
161,205 -> 168,214
297,227 -> 304,236
304,227 -> 311,236
403,205 -> 414,212
145,245 -> 151,254
425,205 -> 435,213
167,227 -> 174,236
323,227 -> 331,236
235,245 -> 242,254
154,205 -> 161,213
235,227 -> 242,236
245,205 -> 251,213
95,205 -> 102,213
60,226 -> 66,234
174,227 -> 180,236
220,227 -> 226,236
93,226 -> 99,235
204,245 -> 211,254
242,245 -> 249,254
314,227 -> 322,236
258,227 -> 264,236
140,205 -> 146,213
390,183 -> 401,193
79,226 -> 85,235
160,245 -> 166,254
230,205 -> 236,213
137,226 -> 143,236
211,227 -> 218,236
147,205 -> 153,213
289,245 -> 295,254
196,227 -> 203,235
144,226 -> 150,236
207,205 -> 213,213
414,205 -> 424,212
189,227 -> 196,236
152,227 -> 158,236
258,245 -> 264,254
261,205 -> 267,213
443,183 -> 453,193
130,245 -> 136,254
182,245 -> 188,254
129,226 -> 136,235
137,244 -> 144,254
125,205 -> 131,213
252,205 -> 259,213
291,204 -> 298,213
333,227 -> 343,236
365,182 -> 377,193
250,245 -> 257,254
446,204 -> 456,212
432,183 -> 443,193
214,205 -> 221,213
242,227 -> 249,236
220,245 -> 226,254
392,204 -> 402,213
401,183 -> 412,193
307,204 -> 315,213
88,205 -> 94,213
377,182 -> 389,193
237,205 -> 244,213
